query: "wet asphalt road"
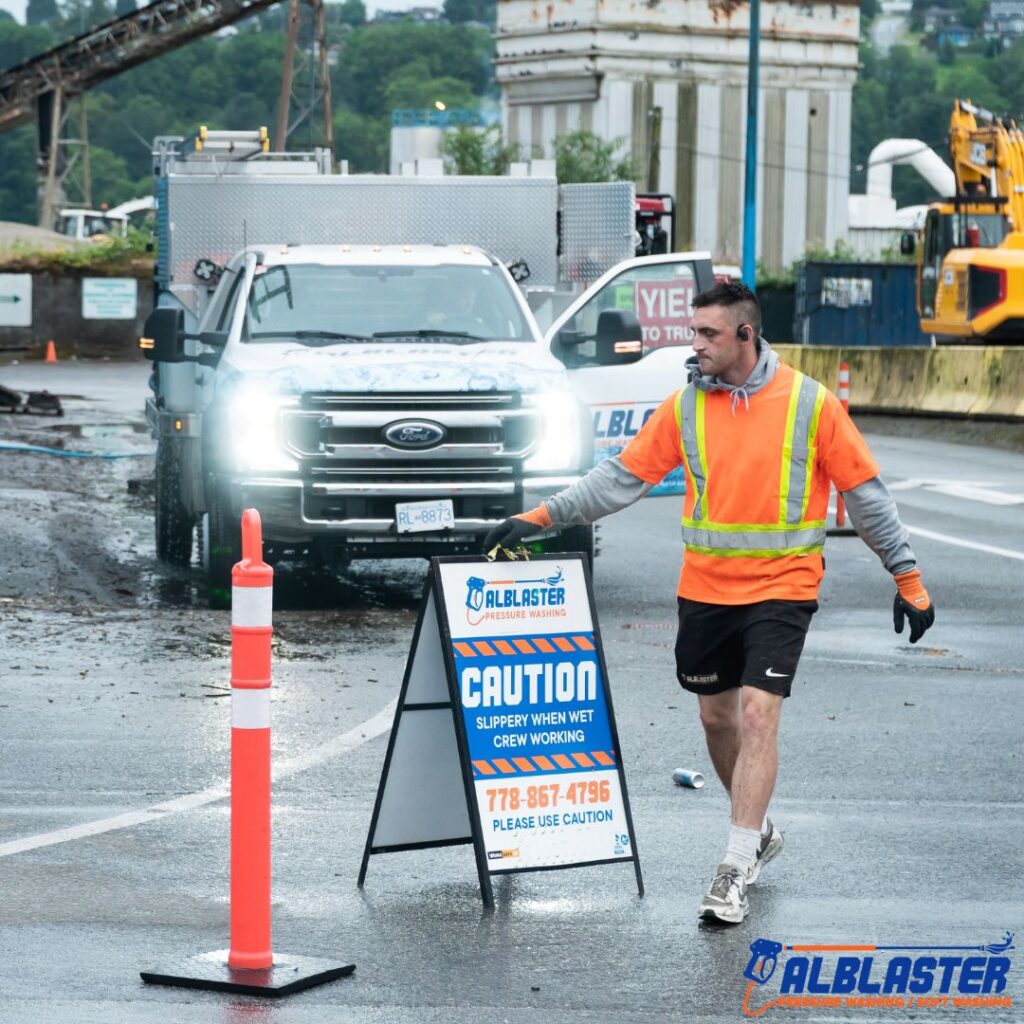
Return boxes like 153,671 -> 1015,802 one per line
0,362 -> 1022,1023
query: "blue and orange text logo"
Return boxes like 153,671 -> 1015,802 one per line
742,933 -> 1014,1015
465,568 -> 566,626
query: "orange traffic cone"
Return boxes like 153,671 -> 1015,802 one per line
44,340 -> 57,364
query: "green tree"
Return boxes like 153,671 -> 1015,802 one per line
220,90 -> 272,131
961,0 -> 987,29
87,0 -> 112,24
443,124 -> 519,174
989,38 -> 1024,112
26,0 -> 59,25
444,0 -> 480,22
85,145 -> 135,208
0,21 -> 54,66
0,125 -> 40,222
338,0 -> 365,27
383,69 -> 477,112
333,107 -> 389,171
938,37 -> 956,65
552,128 -> 637,183
114,0 -> 136,17
936,61 -> 1007,113
339,23 -> 492,117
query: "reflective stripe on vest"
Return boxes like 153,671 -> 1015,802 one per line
677,372 -> 827,557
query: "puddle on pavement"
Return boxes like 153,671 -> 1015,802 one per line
48,422 -> 149,439
139,558 -> 427,617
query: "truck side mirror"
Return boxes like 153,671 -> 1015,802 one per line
900,231 -> 916,257
595,309 -> 644,365
139,306 -> 187,362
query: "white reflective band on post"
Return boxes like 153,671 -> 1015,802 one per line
232,586 -> 273,628
232,688 -> 271,730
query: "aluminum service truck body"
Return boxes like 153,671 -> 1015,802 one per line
142,130 -> 714,602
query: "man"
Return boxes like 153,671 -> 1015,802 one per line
483,282 -> 935,925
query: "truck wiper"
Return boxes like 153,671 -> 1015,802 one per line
251,330 -> 373,343
372,329 -> 485,341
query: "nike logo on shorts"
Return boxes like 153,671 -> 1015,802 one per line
765,667 -> 788,678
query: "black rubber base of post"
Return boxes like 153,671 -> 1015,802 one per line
141,950 -> 355,998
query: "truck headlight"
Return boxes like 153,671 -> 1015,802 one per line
524,392 -> 582,473
223,386 -> 298,472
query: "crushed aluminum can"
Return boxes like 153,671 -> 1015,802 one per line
672,768 -> 705,789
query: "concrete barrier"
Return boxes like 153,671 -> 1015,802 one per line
774,346 -> 1024,420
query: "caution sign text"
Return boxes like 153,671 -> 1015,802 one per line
440,560 -> 632,872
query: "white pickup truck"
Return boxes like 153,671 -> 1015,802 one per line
142,129 -> 713,604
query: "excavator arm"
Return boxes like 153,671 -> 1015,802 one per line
917,99 -> 1024,342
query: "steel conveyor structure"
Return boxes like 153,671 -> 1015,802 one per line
0,0 -> 286,224
0,0 -> 285,132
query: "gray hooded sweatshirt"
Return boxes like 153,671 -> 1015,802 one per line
545,339 -> 915,576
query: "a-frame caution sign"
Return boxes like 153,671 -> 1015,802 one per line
358,554 -> 643,908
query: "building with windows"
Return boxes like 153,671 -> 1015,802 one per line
495,0 -> 861,270
983,0 -> 1024,42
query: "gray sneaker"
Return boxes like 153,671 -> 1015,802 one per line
747,818 -> 784,885
698,863 -> 749,924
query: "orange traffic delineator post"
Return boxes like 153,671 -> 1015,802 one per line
141,508 -> 355,998
44,340 -> 57,363
828,362 -> 857,538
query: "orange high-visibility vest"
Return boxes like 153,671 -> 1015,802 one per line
619,361 -> 880,604
675,369 -> 828,558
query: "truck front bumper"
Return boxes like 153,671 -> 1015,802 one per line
220,474 -> 583,555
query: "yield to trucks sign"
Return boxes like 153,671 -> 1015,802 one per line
359,554 -> 642,907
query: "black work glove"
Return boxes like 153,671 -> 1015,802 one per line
482,516 -> 541,555
893,594 -> 935,644
893,569 -> 935,646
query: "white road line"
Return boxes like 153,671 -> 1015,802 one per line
887,478 -> 1024,506
827,509 -> 1024,562
0,698 -> 397,860
905,524 -> 1024,562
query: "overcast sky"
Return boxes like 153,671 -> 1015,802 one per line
0,0 -> 436,25
0,0 -> 26,21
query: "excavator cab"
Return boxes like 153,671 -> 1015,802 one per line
917,99 -> 1024,341
918,204 -> 1010,321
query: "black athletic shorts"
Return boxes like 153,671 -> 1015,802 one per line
675,597 -> 818,698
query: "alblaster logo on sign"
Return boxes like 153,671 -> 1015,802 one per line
464,567 -> 566,627
741,932 -> 1015,1016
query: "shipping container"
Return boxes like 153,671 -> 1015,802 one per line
793,260 -> 930,346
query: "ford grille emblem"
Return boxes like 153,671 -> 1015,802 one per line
384,420 -> 446,449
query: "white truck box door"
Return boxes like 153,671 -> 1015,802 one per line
545,253 -> 713,495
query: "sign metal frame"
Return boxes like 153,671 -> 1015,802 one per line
358,554 -> 643,909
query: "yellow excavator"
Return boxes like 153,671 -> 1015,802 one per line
905,99 -> 1024,342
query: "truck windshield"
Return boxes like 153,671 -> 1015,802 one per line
245,263 -> 532,343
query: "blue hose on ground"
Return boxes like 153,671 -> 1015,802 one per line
0,441 -> 155,460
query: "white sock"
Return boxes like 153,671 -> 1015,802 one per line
723,824 -> 761,873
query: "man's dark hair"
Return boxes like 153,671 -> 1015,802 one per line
692,281 -> 762,340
